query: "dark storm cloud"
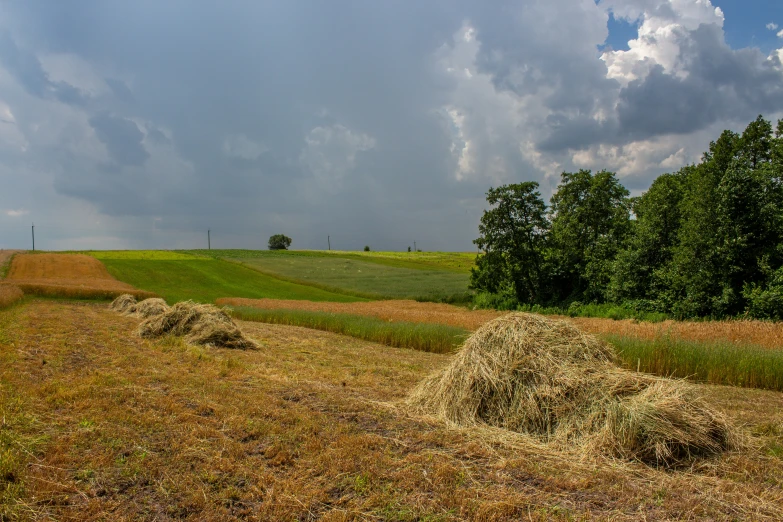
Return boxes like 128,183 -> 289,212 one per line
1,1 -> 782,250
89,113 -> 149,166
0,32 -> 86,105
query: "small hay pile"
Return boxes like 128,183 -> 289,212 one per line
406,313 -> 738,467
129,298 -> 170,318
110,293 -> 137,314
138,301 -> 257,349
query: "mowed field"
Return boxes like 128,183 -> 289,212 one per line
185,249 -> 473,302
2,300 -> 783,520
88,251 -> 362,304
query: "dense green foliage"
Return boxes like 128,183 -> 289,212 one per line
610,336 -> 783,392
268,234 -> 292,250
229,307 -> 468,353
100,258 -> 362,303
472,115 -> 783,319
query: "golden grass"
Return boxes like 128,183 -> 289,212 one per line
219,298 -> 783,349
407,313 -> 738,467
1,300 -> 782,520
0,285 -> 23,309
218,297 -> 501,330
4,253 -> 155,300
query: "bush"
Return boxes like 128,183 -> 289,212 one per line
364,245 -> 370,252
268,234 -> 292,251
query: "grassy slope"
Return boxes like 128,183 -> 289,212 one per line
98,257 -> 362,304
232,256 -> 470,302
2,301 -> 782,520
187,249 -> 476,273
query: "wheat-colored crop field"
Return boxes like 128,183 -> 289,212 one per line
2,253 -> 155,300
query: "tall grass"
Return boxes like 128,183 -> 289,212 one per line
609,335 -> 783,392
10,284 -> 156,301
230,307 -> 468,354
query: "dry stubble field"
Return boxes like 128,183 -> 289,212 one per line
2,299 -> 783,521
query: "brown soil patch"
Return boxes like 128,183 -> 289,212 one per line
1,300 -> 782,520
2,253 -> 155,299
218,298 -> 783,349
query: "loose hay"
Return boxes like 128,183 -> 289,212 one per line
138,300 -> 257,349
406,313 -> 738,467
110,293 -> 137,313
128,298 -> 170,318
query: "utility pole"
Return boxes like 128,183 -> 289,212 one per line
32,223 -> 35,251
327,235 -> 331,251
208,229 -> 211,250
413,241 -> 416,252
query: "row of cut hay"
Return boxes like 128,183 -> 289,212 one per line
109,295 -> 257,349
109,294 -> 170,318
0,285 -> 24,309
406,313 -> 740,468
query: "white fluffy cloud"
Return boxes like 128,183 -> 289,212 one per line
768,23 -> 779,31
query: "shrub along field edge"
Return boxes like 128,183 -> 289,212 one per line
229,307 -> 468,354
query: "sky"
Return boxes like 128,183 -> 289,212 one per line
0,0 -> 782,252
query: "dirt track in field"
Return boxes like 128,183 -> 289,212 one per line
2,253 -> 154,299
218,297 -> 783,349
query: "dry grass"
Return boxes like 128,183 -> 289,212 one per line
219,298 -> 783,350
130,298 -> 170,318
407,313 -> 739,467
110,295 -> 170,318
218,297 -> 501,330
137,301 -> 257,349
4,253 -> 155,300
0,285 -> 23,309
1,300 -> 782,520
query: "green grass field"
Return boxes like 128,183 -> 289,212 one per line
89,251 -> 363,303
227,255 -> 471,302
187,249 -> 476,273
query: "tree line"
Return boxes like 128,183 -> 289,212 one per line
471,115 -> 783,319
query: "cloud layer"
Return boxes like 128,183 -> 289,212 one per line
0,0 -> 781,250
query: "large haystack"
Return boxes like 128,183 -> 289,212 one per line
138,301 -> 257,349
110,293 -> 137,314
406,313 -> 738,467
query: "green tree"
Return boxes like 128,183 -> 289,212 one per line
268,234 -> 292,250
548,170 -> 631,303
608,171 -> 685,310
470,182 -> 550,304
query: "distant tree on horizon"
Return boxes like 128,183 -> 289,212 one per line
268,234 -> 292,250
